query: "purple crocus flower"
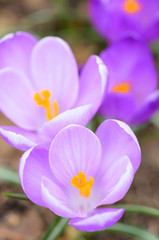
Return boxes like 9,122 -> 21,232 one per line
88,0 -> 159,43
0,32 -> 108,151
19,119 -> 141,231
98,36 -> 159,125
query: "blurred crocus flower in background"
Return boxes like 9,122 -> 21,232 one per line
0,32 -> 108,151
88,0 -> 159,43
19,120 -> 141,231
98,36 -> 159,125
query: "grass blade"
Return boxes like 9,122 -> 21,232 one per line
0,166 -> 20,185
115,204 -> 159,217
106,223 -> 159,240
42,217 -> 69,240
3,192 -> 29,201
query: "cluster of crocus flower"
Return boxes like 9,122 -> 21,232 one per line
19,120 -> 141,231
88,0 -> 159,43
0,30 -> 143,231
0,32 -> 108,151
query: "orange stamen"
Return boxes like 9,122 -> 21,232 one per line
34,90 -> 59,120
71,171 -> 94,198
112,81 -> 132,93
123,0 -> 142,14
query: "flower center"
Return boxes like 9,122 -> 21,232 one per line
112,81 -> 132,93
123,0 -> 142,14
34,90 -> 59,120
71,171 -> 94,198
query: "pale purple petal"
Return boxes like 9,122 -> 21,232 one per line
130,90 -> 159,125
49,125 -> 101,185
69,208 -> 124,232
19,146 -> 53,207
41,177 -> 80,218
41,105 -> 93,140
75,55 -> 108,118
95,119 -> 141,173
0,32 -> 37,76
0,126 -> 37,151
0,68 -> 45,130
31,37 -> 79,112
97,156 -> 134,205
99,93 -> 137,123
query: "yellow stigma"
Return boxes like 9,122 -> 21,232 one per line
112,81 -> 132,93
123,0 -> 142,14
71,171 -> 94,198
34,90 -> 59,121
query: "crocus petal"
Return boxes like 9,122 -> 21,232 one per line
41,105 -> 93,140
130,90 -> 159,125
0,126 -> 37,151
99,93 -> 137,123
97,156 -> 134,205
0,68 -> 45,130
19,146 -> 53,207
75,55 -> 108,118
49,125 -> 101,185
145,18 -> 159,42
100,36 -> 157,95
0,32 -> 37,76
31,37 -> 79,112
88,0 -> 141,42
88,0 -> 159,43
129,59 -> 157,105
41,177 -> 80,218
69,208 -> 124,232
96,119 -> 141,173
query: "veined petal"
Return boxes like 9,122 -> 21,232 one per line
0,68 -> 45,130
95,119 -> 141,173
0,126 -> 37,151
130,90 -> 159,125
75,55 -> 108,118
19,146 -> 53,207
31,37 -> 79,112
69,208 -> 124,232
0,32 -> 37,76
41,177 -> 80,218
49,125 -> 102,186
41,105 -> 93,140
97,156 -> 134,205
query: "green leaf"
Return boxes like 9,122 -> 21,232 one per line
106,223 -> 159,240
3,192 -> 29,201
0,166 -> 20,185
42,217 -> 69,240
115,204 -> 159,217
